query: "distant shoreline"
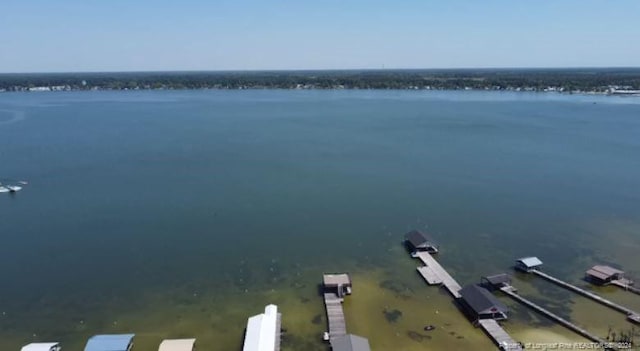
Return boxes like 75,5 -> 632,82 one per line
1,68 -> 639,95
1,86 -> 638,98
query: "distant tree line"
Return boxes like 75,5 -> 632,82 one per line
1,68 -> 639,92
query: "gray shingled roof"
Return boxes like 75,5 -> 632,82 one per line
331,334 -> 371,351
404,230 -> 436,248
483,273 -> 511,286
459,284 -> 508,315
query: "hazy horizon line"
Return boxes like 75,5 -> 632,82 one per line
2,65 -> 640,75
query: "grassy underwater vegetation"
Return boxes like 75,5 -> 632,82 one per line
4,218 -> 640,351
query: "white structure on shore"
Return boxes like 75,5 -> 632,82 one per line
21,343 -> 61,351
158,338 -> 196,351
243,304 -> 281,351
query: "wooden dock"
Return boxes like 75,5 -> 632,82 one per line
324,293 -> 347,341
417,266 -> 443,285
611,279 -> 640,296
275,311 -> 282,351
532,270 -> 640,324
414,251 -> 462,298
410,250 -> 522,350
500,285 -> 607,344
477,319 -> 523,351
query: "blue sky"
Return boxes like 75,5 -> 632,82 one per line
1,0 -> 638,72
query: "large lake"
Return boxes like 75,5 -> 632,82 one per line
1,90 -> 640,350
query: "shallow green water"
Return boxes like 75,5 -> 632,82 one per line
1,90 -> 640,350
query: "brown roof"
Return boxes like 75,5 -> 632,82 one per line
586,265 -> 623,280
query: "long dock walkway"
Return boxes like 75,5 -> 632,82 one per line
414,251 -> 462,298
477,319 -> 522,351
323,293 -> 347,340
611,280 -> 640,296
410,251 -> 521,350
532,270 -> 640,323
275,311 -> 282,351
500,286 -> 606,344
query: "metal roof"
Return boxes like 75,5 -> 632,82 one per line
21,343 -> 60,351
158,339 -> 196,351
516,257 -> 543,268
404,230 -> 436,248
243,304 -> 279,351
586,269 -> 611,281
589,265 -> 623,277
323,273 -> 351,287
459,284 -> 508,316
84,334 -> 135,351
331,334 -> 371,351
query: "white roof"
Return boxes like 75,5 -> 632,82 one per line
518,257 -> 543,267
158,338 -> 195,351
21,343 -> 60,351
243,304 -> 279,351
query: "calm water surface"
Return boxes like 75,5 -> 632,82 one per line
1,90 -> 640,350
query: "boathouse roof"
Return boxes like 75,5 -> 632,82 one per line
323,273 -> 351,287
586,265 -> 624,281
84,334 -> 135,351
331,334 -> 371,351
459,284 -> 508,316
404,230 -> 436,249
21,343 -> 60,351
243,304 -> 280,351
483,273 -> 511,287
158,339 -> 196,351
516,257 -> 543,268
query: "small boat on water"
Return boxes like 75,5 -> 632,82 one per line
0,180 -> 27,193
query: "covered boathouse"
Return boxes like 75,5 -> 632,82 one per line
84,334 -> 135,351
331,334 -> 371,351
481,273 -> 512,291
158,339 -> 196,351
323,273 -> 352,298
515,257 -> 543,272
404,230 -> 438,254
459,284 -> 509,322
21,343 -> 61,351
585,265 -> 626,285
243,304 -> 281,351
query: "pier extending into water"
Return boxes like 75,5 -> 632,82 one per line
413,252 -> 521,350
532,270 -> 640,324
414,251 -> 462,298
322,274 -> 351,341
585,265 -> 640,296
610,280 -> 640,296
324,293 -> 347,340
321,274 -> 372,351
477,319 -> 522,351
499,285 -> 607,344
